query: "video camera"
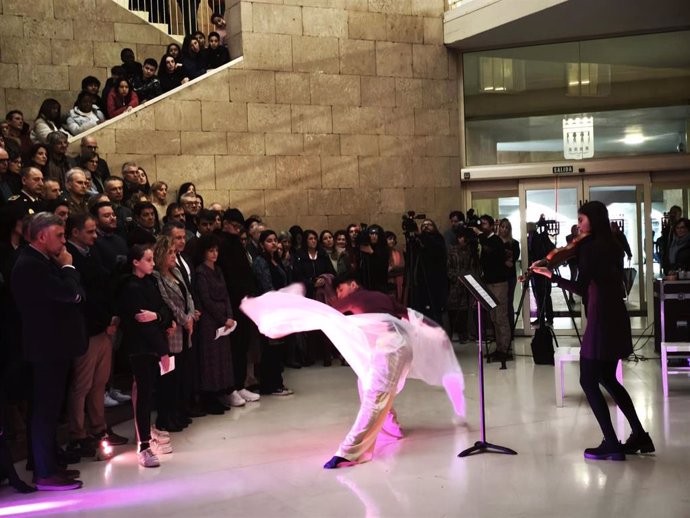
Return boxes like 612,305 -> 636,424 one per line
536,215 -> 560,236
465,208 -> 481,229
401,210 -> 426,234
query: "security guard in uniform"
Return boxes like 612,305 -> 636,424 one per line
7,166 -> 46,216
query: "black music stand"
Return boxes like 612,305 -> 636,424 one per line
458,274 -> 518,458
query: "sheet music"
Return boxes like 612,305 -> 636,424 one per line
463,274 -> 497,309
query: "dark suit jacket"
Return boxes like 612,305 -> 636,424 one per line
67,242 -> 113,337
10,245 -> 87,362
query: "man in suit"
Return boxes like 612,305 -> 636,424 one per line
11,212 -> 87,491
65,214 -> 126,458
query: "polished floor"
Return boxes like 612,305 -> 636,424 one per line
2,338 -> 689,518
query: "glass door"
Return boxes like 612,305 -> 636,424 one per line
462,180 -> 523,332
519,178 -> 584,334
584,175 -> 651,328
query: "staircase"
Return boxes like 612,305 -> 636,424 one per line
113,0 -> 185,42
110,0 -> 228,44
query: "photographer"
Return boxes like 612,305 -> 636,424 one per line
407,218 -> 448,326
472,215 -> 511,366
527,218 -> 556,325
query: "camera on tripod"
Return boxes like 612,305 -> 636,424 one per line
401,210 -> 426,235
536,215 -> 560,236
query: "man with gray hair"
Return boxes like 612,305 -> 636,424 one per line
6,167 -> 45,216
64,168 -> 89,216
11,212 -> 87,490
45,131 -> 70,186
121,161 -> 140,204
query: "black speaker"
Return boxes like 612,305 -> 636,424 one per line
654,280 -> 690,352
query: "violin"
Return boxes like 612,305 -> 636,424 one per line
518,231 -> 590,282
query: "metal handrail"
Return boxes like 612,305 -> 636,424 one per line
128,0 -> 226,37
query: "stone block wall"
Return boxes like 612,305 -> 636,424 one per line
0,0 -> 173,122
36,0 -> 462,231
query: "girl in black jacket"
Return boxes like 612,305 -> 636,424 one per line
117,244 -> 173,468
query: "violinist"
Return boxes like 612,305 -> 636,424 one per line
531,201 -> 654,460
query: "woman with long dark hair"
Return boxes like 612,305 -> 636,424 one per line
30,99 -> 68,144
181,34 -> 207,80
194,234 -> 243,413
106,78 -> 139,118
252,229 -> 293,395
159,54 -> 190,93
26,143 -> 49,173
531,201 -> 653,460
358,224 -> 390,293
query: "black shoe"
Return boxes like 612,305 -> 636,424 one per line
56,447 -> 81,465
202,399 -> 226,415
584,440 -> 626,461
34,475 -> 82,491
66,438 -> 96,458
623,432 -> 655,454
177,415 -> 193,426
155,420 -> 183,433
186,407 -> 207,418
100,428 -> 129,446
323,359 -> 332,367
9,478 -> 36,493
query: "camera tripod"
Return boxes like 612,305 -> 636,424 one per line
513,268 -> 582,344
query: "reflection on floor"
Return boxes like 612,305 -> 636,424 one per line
1,338 -> 689,518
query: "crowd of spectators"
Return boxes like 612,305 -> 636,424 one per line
0,16 -> 230,164
2,139 -> 684,490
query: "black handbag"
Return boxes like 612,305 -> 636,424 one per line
531,325 -> 555,365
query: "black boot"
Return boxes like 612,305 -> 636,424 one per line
584,439 -> 625,461
623,431 -> 655,454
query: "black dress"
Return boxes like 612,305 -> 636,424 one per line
554,236 -> 632,361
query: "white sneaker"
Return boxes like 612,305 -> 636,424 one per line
104,392 -> 119,408
138,448 -> 160,468
151,425 -> 170,439
151,427 -> 171,444
228,391 -> 247,407
238,389 -> 260,402
151,437 -> 173,455
109,388 -> 132,403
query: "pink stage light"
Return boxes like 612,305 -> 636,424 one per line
0,500 -> 80,517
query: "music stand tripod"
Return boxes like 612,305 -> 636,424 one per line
458,274 -> 518,458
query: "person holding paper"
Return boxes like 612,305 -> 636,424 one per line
117,244 -> 174,468
194,234 -> 246,414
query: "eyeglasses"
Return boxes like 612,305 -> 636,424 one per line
0,158 -> 8,163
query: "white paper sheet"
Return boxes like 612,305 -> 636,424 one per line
215,320 -> 237,340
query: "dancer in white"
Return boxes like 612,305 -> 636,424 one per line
240,275 -> 465,468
